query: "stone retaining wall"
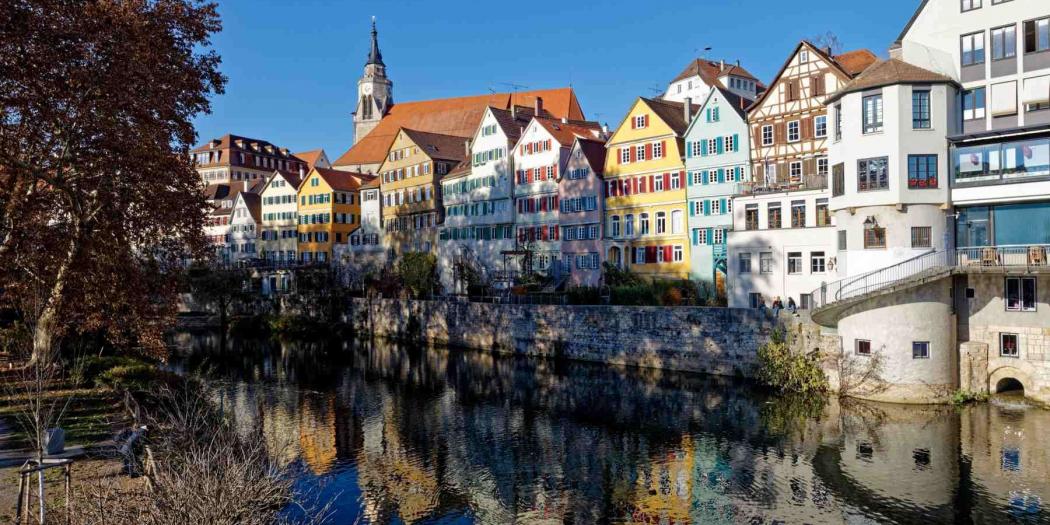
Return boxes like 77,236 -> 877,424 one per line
346,298 -> 788,376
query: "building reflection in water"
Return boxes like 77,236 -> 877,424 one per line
171,333 -> 1050,524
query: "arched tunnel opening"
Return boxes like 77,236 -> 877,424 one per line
995,377 -> 1025,395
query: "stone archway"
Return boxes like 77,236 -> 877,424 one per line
988,366 -> 1033,396
607,246 -> 622,268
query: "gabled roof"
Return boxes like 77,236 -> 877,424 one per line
746,41 -> 878,114
684,86 -> 752,137
895,0 -> 930,45
191,134 -> 296,158
360,177 -> 381,189
203,180 -> 252,202
307,167 -> 373,192
265,170 -> 303,192
235,192 -> 262,223
441,161 -> 472,181
642,97 -> 699,136
488,105 -> 545,144
293,149 -> 327,168
573,138 -> 607,177
670,59 -> 765,90
533,117 -> 604,147
334,87 -> 585,168
400,129 -> 468,163
825,58 -> 956,103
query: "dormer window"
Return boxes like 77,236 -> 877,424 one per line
633,115 -> 648,129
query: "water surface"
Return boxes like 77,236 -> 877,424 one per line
171,333 -> 1050,524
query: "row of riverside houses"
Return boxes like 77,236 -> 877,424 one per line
192,0 -> 1050,319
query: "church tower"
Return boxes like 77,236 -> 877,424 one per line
353,18 -> 393,145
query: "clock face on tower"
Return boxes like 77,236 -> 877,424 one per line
362,84 -> 372,95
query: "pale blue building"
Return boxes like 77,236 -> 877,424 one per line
683,87 -> 753,289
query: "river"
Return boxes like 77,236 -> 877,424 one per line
170,332 -> 1050,524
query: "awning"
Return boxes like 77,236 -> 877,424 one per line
1022,75 -> 1050,106
991,81 -> 1017,117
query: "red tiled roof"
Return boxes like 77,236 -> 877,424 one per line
670,59 -> 766,90
575,138 -> 607,177
333,87 -> 585,167
401,129 -> 469,162
832,49 -> 880,76
441,161 -> 472,181
310,168 -> 374,192
642,97 -> 700,136
533,117 -> 604,147
293,149 -> 326,167
825,58 -> 956,103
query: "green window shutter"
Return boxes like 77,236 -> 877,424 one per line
716,137 -> 724,154
689,200 -> 695,217
700,141 -> 707,157
703,200 -> 710,216
692,228 -> 699,245
707,228 -> 714,243
686,143 -> 692,159
701,170 -> 709,185
720,198 -> 727,213
717,168 -> 725,183
687,172 -> 693,186
733,133 -> 740,152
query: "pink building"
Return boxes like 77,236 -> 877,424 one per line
560,137 -> 608,287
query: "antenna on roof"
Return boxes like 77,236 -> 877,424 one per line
694,46 -> 713,59
647,84 -> 664,95
497,82 -> 529,93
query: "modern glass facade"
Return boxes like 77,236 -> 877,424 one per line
953,137 -> 1050,185
956,201 -> 1050,248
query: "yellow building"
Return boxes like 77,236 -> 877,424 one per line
378,128 -> 467,255
603,97 -> 697,279
296,167 -> 373,263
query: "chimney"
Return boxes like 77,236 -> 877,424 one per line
299,165 -> 304,178
825,46 -> 833,56
561,117 -> 568,124
683,97 -> 693,123
464,139 -> 472,157
511,105 -> 517,119
535,97 -> 544,116
736,59 -> 741,67
720,59 -> 725,71
601,122 -> 609,137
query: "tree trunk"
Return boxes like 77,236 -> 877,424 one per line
30,224 -> 83,365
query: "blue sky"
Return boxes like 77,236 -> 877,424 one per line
193,0 -> 921,160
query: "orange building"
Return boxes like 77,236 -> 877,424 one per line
296,167 -> 374,263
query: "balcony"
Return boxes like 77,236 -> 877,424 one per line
740,173 -> 827,196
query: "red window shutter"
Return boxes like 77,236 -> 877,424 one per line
553,195 -> 559,209
644,115 -> 650,127
519,145 -> 524,155
664,246 -> 673,262
553,164 -> 558,178
631,118 -> 637,129
646,246 -> 656,263
553,226 -> 559,240
663,172 -> 670,190
546,139 -> 551,150
617,148 -> 623,165
630,146 -> 637,163
632,177 -> 639,194
648,175 -> 655,192
645,143 -> 653,160
661,140 -> 667,158
679,170 -> 686,188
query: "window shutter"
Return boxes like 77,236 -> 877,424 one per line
689,200 -> 695,217
700,141 -> 707,157
802,118 -> 812,140
775,123 -> 785,143
644,114 -> 649,127
648,174 -> 655,191
632,177 -> 639,194
661,140 -> 667,159
701,170 -> 708,185
717,168 -> 725,183
630,146 -> 637,163
645,143 -> 653,160
716,137 -> 724,154
706,227 -> 714,243
733,133 -> 740,152
663,172 -> 670,189
686,143 -> 693,159
703,200 -> 710,215
553,165 -> 559,178
692,228 -> 698,245
687,171 -> 693,187
630,118 -> 636,130
617,148 -> 623,165
720,198 -> 727,213
663,246 -> 673,262
679,171 -> 686,188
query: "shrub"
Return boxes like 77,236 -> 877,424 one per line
566,286 -> 602,305
397,252 -> 439,299
96,364 -> 180,393
73,355 -> 151,387
756,330 -> 829,395
951,389 -> 990,405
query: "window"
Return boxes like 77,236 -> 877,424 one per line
864,226 -> 886,249
816,198 -> 830,226
670,173 -> 681,190
912,89 -> 931,129
1024,17 -> 1050,54
739,253 -> 752,273
838,230 -> 847,250
625,214 -> 634,237
856,339 -> 872,356
961,32 -> 985,66
636,145 -> 645,161
634,115 -> 647,128
832,163 -> 845,197
1005,276 -> 1037,312
673,245 -> 683,262
789,162 -> 803,182
671,210 -> 683,234
745,205 -> 759,230
640,213 -> 650,235
908,155 -> 938,188
634,247 -> 646,264
656,211 -> 667,234
811,252 -> 826,273
790,200 -> 806,228
762,125 -> 774,146
913,342 -> 930,359
817,157 -> 829,177
695,228 -> 707,245
858,157 -> 889,191
760,252 -> 773,274
992,25 -> 1017,60
800,49 -> 809,63
911,226 -> 932,248
834,103 -> 843,141
654,141 -> 664,158
611,215 -> 621,237
1000,333 -> 1019,357
788,121 -> 800,142
768,203 -> 782,229
815,115 -> 827,138
725,135 -> 735,152
963,87 -> 986,120
961,0 -> 980,10
787,252 -> 803,274
862,94 -> 884,133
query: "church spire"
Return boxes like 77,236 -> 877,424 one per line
367,17 -> 384,66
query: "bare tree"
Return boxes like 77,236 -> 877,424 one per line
810,31 -> 844,55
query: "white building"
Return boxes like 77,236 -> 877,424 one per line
663,58 -> 764,105
727,189 -> 836,308
259,170 -> 303,263
229,192 -> 261,264
825,59 -> 958,279
437,105 -> 536,291
338,177 -> 386,269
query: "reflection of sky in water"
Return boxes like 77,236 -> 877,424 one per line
172,335 -> 1050,524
